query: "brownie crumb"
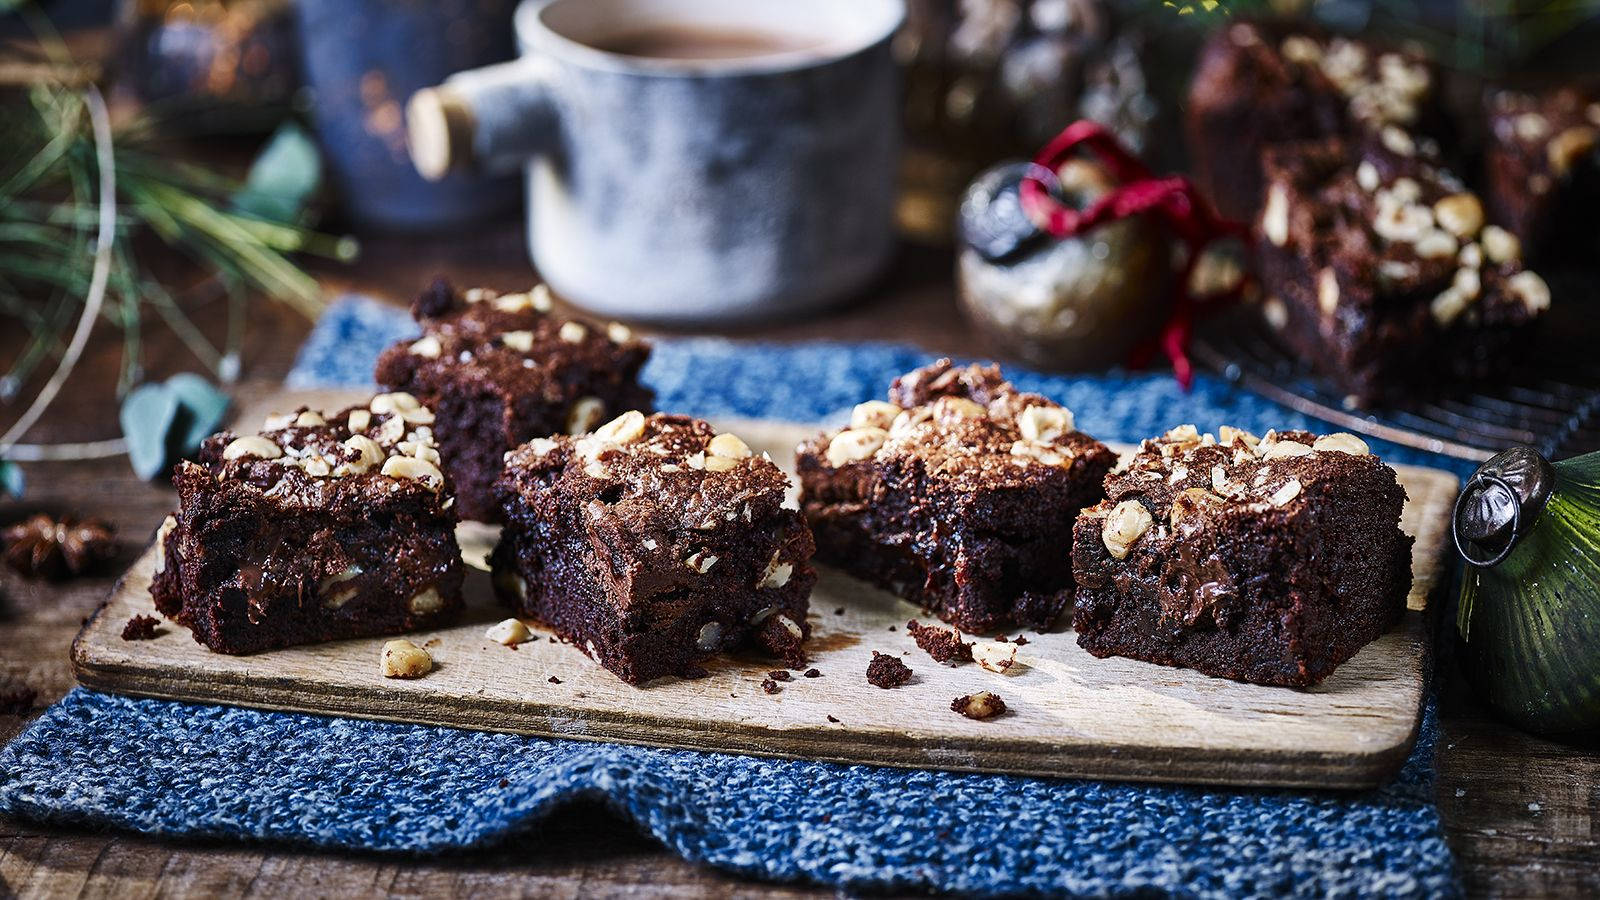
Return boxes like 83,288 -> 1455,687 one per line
866,651 -> 913,688
498,778 -> 511,789
548,676 -> 562,684
827,715 -> 840,723
761,678 -> 781,694
952,691 -> 1007,720
908,619 -> 973,664
1014,636 -> 1030,646
121,614 -> 161,641
834,607 -> 845,615
767,670 -> 793,682
887,625 -> 896,631
804,668 -> 822,678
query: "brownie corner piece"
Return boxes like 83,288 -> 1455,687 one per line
1071,425 -> 1412,687
489,411 -> 816,684
796,358 -> 1115,635
374,278 -> 653,522
1256,137 -> 1550,405
149,398 -> 465,654
1483,86 -> 1600,262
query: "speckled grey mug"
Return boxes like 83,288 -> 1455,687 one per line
409,0 -> 904,323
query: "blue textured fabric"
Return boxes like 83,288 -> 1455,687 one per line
1,296 -> 1464,897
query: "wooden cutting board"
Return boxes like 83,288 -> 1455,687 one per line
72,391 -> 1458,789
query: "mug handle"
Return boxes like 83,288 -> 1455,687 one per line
406,57 -> 557,181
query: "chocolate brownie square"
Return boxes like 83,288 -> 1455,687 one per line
150,396 -> 465,654
490,411 -> 816,684
1186,21 -> 1444,222
375,278 -> 653,522
1072,425 -> 1412,687
1256,136 -> 1551,406
796,360 -> 1115,634
1483,87 -> 1600,262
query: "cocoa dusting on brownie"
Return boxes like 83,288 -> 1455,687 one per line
148,397 -> 466,655
761,678 -> 780,694
121,614 -> 160,641
866,651 -> 913,688
375,278 -> 653,522
907,619 -> 973,664
798,360 -> 1115,634
1072,424 -> 1412,687
952,691 -> 1007,720
491,413 -> 817,684
767,670 -> 793,682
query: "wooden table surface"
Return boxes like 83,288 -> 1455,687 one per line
2,218 -> 1596,898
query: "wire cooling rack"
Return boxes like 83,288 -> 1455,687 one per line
1191,274 -> 1600,462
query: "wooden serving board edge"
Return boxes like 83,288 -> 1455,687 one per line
71,554 -> 1430,790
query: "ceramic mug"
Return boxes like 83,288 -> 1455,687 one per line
407,0 -> 904,323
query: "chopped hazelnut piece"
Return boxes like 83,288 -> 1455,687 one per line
1101,499 -> 1153,560
381,640 -> 432,678
951,691 -> 1006,720
222,436 -> 282,461
825,427 -> 888,466
486,618 -> 532,646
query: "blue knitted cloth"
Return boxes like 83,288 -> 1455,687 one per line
1,296 -> 1464,897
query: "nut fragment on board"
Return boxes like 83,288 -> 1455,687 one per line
381,640 -> 432,678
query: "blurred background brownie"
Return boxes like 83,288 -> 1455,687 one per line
1255,137 -> 1550,406
1073,426 -> 1412,688
490,412 -> 815,685
796,359 -> 1114,634
150,397 -> 465,654
1186,21 -> 1444,223
1482,86 -> 1600,262
376,278 -> 653,522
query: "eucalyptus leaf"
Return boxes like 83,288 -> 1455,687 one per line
120,383 -> 181,481
164,372 -> 231,457
0,460 -> 23,498
232,122 -> 322,224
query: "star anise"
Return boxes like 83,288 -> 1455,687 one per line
2,514 -> 117,579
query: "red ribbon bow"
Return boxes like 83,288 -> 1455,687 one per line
1018,120 -> 1249,389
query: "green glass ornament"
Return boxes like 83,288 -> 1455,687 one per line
1453,446 -> 1600,736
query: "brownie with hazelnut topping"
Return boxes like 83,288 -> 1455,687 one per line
149,395 -> 465,654
1072,425 -> 1411,687
489,411 -> 816,685
1187,21 -> 1447,222
1257,137 -> 1550,406
374,278 -> 653,522
796,359 -> 1115,634
1482,87 -> 1600,262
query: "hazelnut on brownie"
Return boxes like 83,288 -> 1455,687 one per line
796,360 -> 1115,634
1187,21 -> 1446,221
150,396 -> 465,654
1257,137 -> 1550,406
1073,425 -> 1412,687
1482,86 -> 1600,262
490,412 -> 816,684
375,278 -> 652,522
